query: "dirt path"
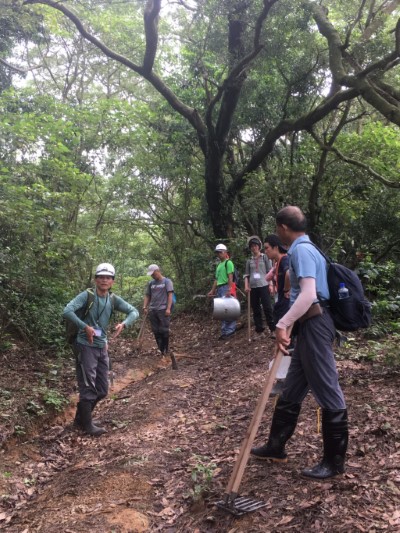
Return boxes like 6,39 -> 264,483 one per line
0,314 -> 399,532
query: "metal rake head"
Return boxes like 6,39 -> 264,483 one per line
216,495 -> 267,516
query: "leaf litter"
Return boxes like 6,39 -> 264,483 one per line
0,312 -> 399,531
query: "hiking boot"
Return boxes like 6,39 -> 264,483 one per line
302,409 -> 348,480
78,401 -> 107,437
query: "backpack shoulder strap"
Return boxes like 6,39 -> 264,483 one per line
108,291 -> 116,314
164,277 -> 173,291
83,288 -> 95,318
296,241 -> 332,264
262,253 -> 270,270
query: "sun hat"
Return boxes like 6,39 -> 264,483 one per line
248,235 -> 262,248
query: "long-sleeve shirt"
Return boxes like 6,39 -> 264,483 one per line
244,254 -> 272,288
63,290 -> 139,348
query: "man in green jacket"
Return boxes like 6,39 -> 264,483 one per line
63,263 -> 139,436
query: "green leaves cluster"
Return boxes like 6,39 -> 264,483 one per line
1,0 -> 400,349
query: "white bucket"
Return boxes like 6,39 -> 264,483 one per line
213,297 -> 241,321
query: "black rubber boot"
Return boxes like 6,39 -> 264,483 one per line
73,400 -> 101,428
302,409 -> 348,479
160,335 -> 169,354
73,404 -> 82,428
155,334 -> 163,352
251,399 -> 301,462
78,400 -> 106,436
90,398 -> 101,425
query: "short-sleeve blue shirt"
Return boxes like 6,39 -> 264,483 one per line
287,235 -> 330,305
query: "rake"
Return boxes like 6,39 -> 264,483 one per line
216,347 -> 284,516
135,308 -> 149,352
247,293 -> 251,342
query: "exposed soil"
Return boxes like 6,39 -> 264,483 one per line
0,312 -> 399,532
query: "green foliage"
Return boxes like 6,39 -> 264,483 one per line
41,388 -> 68,411
189,455 -> 217,501
13,425 -> 26,436
1,0 -> 400,352
357,259 -> 400,339
0,0 -> 46,91
362,337 -> 400,367
25,399 -> 45,416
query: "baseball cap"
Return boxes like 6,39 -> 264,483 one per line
95,263 -> 115,278
147,264 -> 160,276
215,243 -> 228,252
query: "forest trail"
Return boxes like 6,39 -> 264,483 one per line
0,312 -> 399,532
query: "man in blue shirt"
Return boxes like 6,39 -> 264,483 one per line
63,263 -> 139,436
251,206 -> 348,479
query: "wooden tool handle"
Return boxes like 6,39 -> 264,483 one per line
225,349 -> 284,496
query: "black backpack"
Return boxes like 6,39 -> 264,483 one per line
298,243 -> 372,332
225,260 -> 241,288
65,289 -> 115,345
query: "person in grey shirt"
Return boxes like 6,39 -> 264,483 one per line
244,236 -> 275,335
63,263 -> 139,436
143,264 -> 174,354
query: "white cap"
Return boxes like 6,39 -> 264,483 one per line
95,262 -> 115,277
215,243 -> 228,252
147,264 -> 160,276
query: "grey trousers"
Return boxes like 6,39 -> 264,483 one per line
148,309 -> 170,337
281,310 -> 346,410
75,343 -> 109,402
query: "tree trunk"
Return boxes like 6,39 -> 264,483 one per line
204,145 -> 235,238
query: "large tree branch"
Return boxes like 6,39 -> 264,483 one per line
23,0 -> 207,149
350,75 -> 400,124
143,0 -> 161,74
307,2 -> 399,82
310,132 -> 400,188
229,87 -> 359,195
209,0 -> 279,149
304,2 -> 350,82
24,0 -> 143,72
305,1 -> 400,125
362,0 -> 400,42
0,57 -> 34,74
374,77 -> 400,103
